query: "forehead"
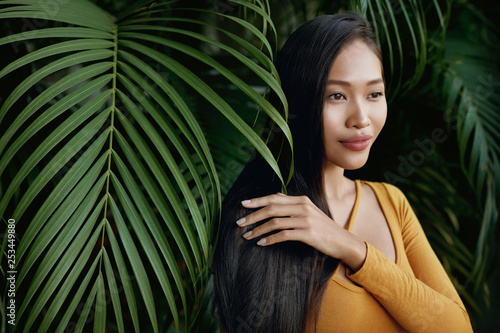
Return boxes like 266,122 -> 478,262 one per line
327,39 -> 383,82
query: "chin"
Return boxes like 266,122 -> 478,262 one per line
328,154 -> 370,170
343,162 -> 368,170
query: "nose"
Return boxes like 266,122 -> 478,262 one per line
346,98 -> 371,129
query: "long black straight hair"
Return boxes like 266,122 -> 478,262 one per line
213,12 -> 382,333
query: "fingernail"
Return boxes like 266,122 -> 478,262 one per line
241,200 -> 251,205
236,217 -> 246,225
257,238 -> 266,246
242,231 -> 252,238
277,192 -> 286,196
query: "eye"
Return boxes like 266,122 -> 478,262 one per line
329,93 -> 346,101
368,92 -> 383,99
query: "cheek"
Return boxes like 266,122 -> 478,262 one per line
322,108 -> 344,132
323,117 -> 339,143
373,104 -> 387,133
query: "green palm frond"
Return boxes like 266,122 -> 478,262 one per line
0,0 -> 290,331
351,0 -> 446,99
441,31 -> 500,288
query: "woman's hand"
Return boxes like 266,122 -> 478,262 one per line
237,193 -> 367,271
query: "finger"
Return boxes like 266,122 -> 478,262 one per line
240,193 -> 310,209
256,229 -> 303,246
242,217 -> 303,240
236,203 -> 307,227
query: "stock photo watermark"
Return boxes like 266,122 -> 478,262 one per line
7,0 -> 72,54
384,72 -> 499,185
6,219 -> 17,326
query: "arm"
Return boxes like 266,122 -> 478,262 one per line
237,185 -> 473,332
346,185 -> 473,333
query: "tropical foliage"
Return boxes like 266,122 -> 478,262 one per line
0,0 -> 498,332
0,0 -> 290,332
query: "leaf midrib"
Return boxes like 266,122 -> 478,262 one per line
100,24 -> 118,272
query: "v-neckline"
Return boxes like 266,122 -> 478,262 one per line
345,179 -> 362,232
332,180 -> 400,292
332,179 -> 362,287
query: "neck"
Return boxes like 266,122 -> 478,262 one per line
322,162 -> 353,200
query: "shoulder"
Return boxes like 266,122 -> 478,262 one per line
361,180 -> 406,200
360,180 -> 411,215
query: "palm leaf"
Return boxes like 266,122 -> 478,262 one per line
351,0 -> 436,98
0,0 -> 288,331
441,33 -> 500,287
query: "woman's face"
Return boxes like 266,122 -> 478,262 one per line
322,39 -> 387,171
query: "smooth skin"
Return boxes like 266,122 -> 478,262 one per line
237,39 -> 389,274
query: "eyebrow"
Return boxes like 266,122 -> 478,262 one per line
327,78 -> 384,86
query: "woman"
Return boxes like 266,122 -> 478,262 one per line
213,12 -> 473,333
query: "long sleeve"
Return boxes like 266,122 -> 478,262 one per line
346,184 -> 473,333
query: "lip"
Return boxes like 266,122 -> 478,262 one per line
339,134 -> 373,151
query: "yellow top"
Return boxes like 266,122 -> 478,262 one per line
306,180 -> 473,333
